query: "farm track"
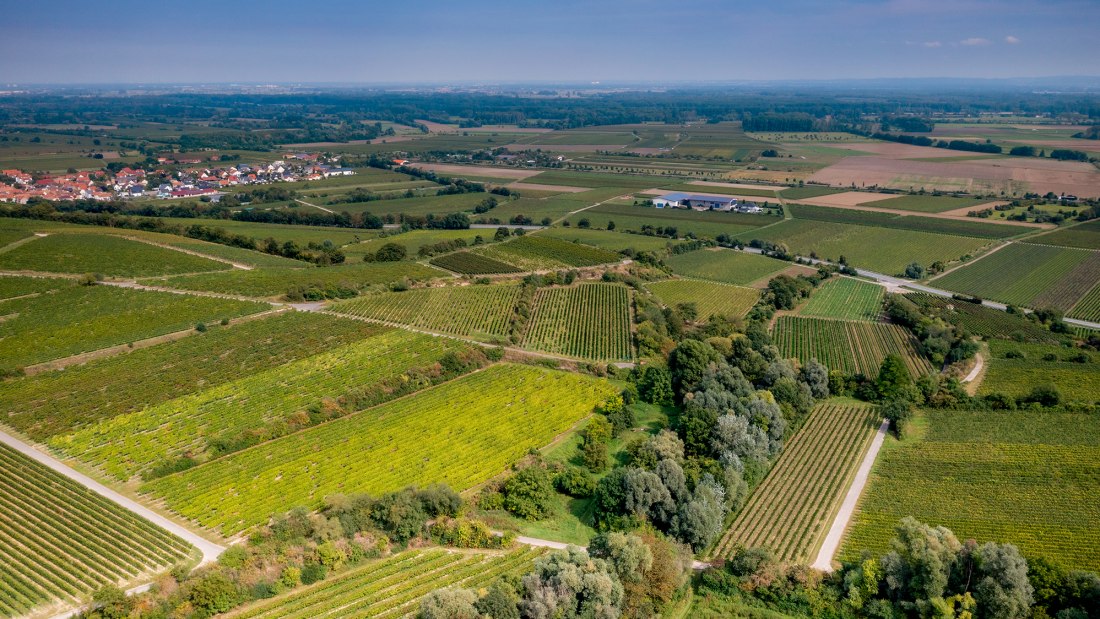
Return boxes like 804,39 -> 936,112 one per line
0,427 -> 225,562
0,234 -> 45,255
118,235 -> 254,270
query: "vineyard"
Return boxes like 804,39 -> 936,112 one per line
472,235 -> 621,271
645,279 -> 760,320
1070,282 -> 1100,323
52,330 -> 474,481
977,341 -> 1100,404
773,316 -> 934,378
523,283 -> 633,361
225,547 -> 544,619
0,274 -> 70,300
787,203 -> 1017,238
861,194 -> 990,214
712,404 -> 882,563
152,262 -> 445,298
799,277 -> 884,321
429,251 -> 522,275
1031,219 -> 1100,250
931,243 -> 1097,310
1,312 -> 381,440
907,293 -> 1062,343
329,284 -> 520,339
840,409 -> 1100,572
665,249 -> 792,285
535,228 -> 676,252
0,233 -> 232,277
733,219 -> 992,276
143,364 -> 617,535
0,443 -> 193,617
0,285 -> 268,374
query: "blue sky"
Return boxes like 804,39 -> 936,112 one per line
1,0 -> 1097,83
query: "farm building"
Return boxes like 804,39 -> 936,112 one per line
652,191 -> 762,213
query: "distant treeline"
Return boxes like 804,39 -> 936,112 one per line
870,131 -> 1003,154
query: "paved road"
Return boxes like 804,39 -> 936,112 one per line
0,428 -> 225,565
812,419 -> 890,572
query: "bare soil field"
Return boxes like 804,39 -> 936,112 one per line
409,163 -> 541,179
687,180 -> 786,191
796,191 -> 902,207
508,182 -> 590,193
809,156 -> 1100,198
415,119 -> 461,133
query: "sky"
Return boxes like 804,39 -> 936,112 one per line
1,0 -> 1098,84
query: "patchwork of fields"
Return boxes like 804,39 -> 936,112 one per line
841,409 -> 1100,571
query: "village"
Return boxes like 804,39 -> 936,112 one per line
0,152 -> 356,204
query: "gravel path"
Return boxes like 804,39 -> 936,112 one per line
811,418 -> 889,572
0,428 -> 225,565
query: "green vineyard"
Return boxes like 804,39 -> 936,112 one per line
0,275 -> 70,300
429,251 -> 523,275
523,283 -> 633,361
153,262 -> 445,298
52,330 -> 473,481
225,547 -> 544,619
645,279 -> 759,320
472,235 -> 621,270
0,443 -> 192,617
799,277 -> 884,321
773,316 -> 934,378
0,285 -> 268,374
1069,281 -> 1100,323
1,312 -> 382,440
977,341 -> 1100,404
143,364 -> 617,535
840,409 -> 1100,572
329,284 -> 520,339
908,293 -> 1062,344
712,404 -> 881,563
0,233 -> 232,277
665,249 -> 792,285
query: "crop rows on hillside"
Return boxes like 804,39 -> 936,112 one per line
0,233 -> 232,277
329,284 -> 520,339
52,330 -> 472,481
932,243 -> 1095,310
788,203 -> 1018,239
524,283 -> 633,360
665,249 -> 792,286
977,341 -> 1100,404
907,293 -> 1062,344
773,316 -> 933,378
1,313 -> 382,440
429,251 -> 522,275
840,410 -> 1100,572
153,262 -> 444,298
1031,219 -> 1100,250
143,364 -> 616,535
645,279 -> 760,320
1070,282 -> 1100,323
0,275 -> 70,300
473,235 -> 621,271
0,443 -> 192,617
226,547 -> 544,619
713,404 -> 880,563
799,277 -> 884,321
0,285 -> 268,374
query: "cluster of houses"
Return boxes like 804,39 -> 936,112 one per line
0,153 -> 356,204
651,191 -> 765,214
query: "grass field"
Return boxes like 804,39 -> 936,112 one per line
931,243 -> 1098,311
0,233 -> 232,277
53,330 -> 472,481
907,293 -> 1062,344
734,219 -> 993,276
799,277 -> 884,321
977,340 -> 1100,404
713,403 -> 881,563
0,285 -> 267,373
645,279 -> 760,320
0,443 -> 193,617
840,409 -> 1100,571
665,249 -> 793,285
224,547 -> 544,619
142,364 -> 617,535
524,283 -> 633,361
773,316 -> 934,378
0,312 -> 381,440
329,284 -> 520,340
151,262 -> 445,298
567,203 -> 778,240
860,194 -> 990,213
472,235 -> 621,271
534,228 -> 678,252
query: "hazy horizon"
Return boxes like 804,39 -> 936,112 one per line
2,0 -> 1098,84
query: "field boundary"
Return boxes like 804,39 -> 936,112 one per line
812,418 -> 889,571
